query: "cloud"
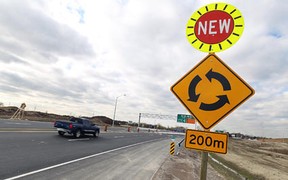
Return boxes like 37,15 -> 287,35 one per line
0,51 -> 28,64
0,0 -> 95,64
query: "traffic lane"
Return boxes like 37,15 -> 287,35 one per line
0,118 -> 135,133
0,119 -> 54,129
13,138 -> 172,180
1,132 -> 167,178
0,131 -> 169,179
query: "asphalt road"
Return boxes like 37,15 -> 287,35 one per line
0,118 -> 53,130
0,119 -> 173,180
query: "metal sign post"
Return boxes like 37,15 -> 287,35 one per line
200,151 -> 208,180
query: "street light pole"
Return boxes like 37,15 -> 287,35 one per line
112,94 -> 126,126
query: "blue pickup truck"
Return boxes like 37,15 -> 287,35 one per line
54,117 -> 100,138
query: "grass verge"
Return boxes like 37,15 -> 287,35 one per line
209,153 -> 265,180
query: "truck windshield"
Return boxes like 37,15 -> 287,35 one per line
70,118 -> 82,124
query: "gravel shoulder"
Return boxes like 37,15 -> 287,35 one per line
152,147 -> 224,180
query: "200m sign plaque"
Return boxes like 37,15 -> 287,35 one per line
185,129 -> 228,154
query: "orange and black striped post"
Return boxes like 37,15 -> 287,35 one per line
170,142 -> 175,155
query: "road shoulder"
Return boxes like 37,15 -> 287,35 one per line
152,147 -> 225,180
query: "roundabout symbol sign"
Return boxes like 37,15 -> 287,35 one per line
186,3 -> 244,52
171,54 -> 254,130
188,69 -> 231,111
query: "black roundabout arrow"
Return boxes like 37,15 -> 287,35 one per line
206,69 -> 231,91
199,95 -> 230,111
188,75 -> 202,102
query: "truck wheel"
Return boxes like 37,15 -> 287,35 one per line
93,130 -> 99,137
73,130 -> 81,138
58,131 -> 65,136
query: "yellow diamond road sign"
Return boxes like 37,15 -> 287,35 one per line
171,54 -> 255,130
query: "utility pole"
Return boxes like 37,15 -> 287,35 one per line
112,94 -> 126,126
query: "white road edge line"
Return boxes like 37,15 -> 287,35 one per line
0,131 -> 55,133
68,138 -> 91,142
5,138 -> 162,180
113,136 -> 125,138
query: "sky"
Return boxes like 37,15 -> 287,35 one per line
0,0 -> 287,138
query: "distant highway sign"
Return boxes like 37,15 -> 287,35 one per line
177,114 -> 195,124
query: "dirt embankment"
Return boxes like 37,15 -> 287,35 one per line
0,106 -> 112,126
215,139 -> 288,179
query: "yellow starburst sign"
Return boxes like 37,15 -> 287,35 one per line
186,3 -> 244,52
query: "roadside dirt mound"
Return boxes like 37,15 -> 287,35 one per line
0,106 -> 18,118
0,106 -> 112,126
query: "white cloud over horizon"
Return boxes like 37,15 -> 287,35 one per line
0,0 -> 287,138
